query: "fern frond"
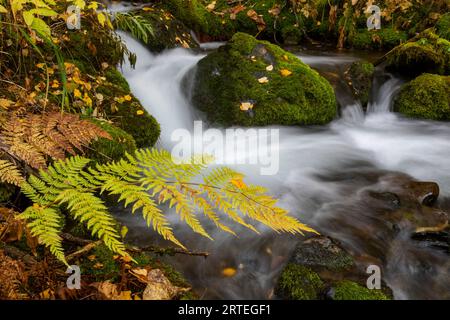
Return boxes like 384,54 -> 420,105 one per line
114,12 -> 154,44
0,112 -> 111,169
19,149 -> 316,263
0,160 -> 25,186
19,205 -> 66,265
55,189 -> 128,257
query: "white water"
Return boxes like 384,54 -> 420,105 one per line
118,33 -> 450,299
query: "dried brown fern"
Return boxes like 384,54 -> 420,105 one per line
0,112 -> 111,171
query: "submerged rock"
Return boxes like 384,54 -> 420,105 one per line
191,32 -> 337,126
344,61 -> 375,108
394,73 -> 450,120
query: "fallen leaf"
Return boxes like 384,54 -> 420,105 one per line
247,9 -> 266,32
240,102 -> 254,111
266,65 -> 274,71
136,110 -> 144,115
258,76 -> 269,84
222,267 -> 237,277
280,69 -> 293,77
206,1 -> 216,12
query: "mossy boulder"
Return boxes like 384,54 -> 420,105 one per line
137,8 -> 199,52
394,74 -> 450,120
329,281 -> 389,300
275,264 -> 324,300
97,68 -> 161,148
87,119 -> 137,164
191,32 -> 337,126
384,31 -> 450,76
345,61 -> 375,108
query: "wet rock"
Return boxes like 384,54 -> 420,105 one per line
289,236 -> 354,273
275,235 -> 391,300
344,61 -> 375,109
191,32 -> 337,127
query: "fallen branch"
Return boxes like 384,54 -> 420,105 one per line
66,240 -> 102,262
128,245 -> 209,258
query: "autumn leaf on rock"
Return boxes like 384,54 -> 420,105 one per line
280,69 -> 293,77
240,102 -> 254,111
258,77 -> 269,84
222,267 -> 237,277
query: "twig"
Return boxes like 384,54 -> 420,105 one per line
66,240 -> 102,262
61,233 -> 94,245
1,243 -> 37,265
128,245 -> 209,258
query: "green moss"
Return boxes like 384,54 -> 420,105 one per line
394,73 -> 450,120
350,28 -> 407,49
0,183 -> 15,203
385,31 -> 450,76
332,281 -> 389,300
79,244 -> 121,282
276,264 -> 324,300
87,119 -> 137,164
192,32 -> 337,126
436,13 -> 450,41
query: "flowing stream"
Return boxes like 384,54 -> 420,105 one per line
116,32 -> 450,300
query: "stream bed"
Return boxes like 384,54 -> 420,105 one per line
115,33 -> 450,300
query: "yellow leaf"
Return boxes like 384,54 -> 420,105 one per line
117,291 -> 132,300
83,93 -> 93,107
240,102 -> 254,111
97,12 -> 106,27
231,178 -> 246,189
88,1 -> 99,10
73,88 -> 82,98
258,76 -> 269,84
222,267 -> 237,277
51,80 -> 59,88
124,95 -> 132,101
0,5 -> 7,14
280,69 -> 293,77
282,54 -> 289,61
0,98 -> 14,109
206,1 -> 216,12
136,110 -> 144,116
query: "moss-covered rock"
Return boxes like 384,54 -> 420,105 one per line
87,119 -> 137,163
436,13 -> 450,41
330,281 -> 390,300
394,74 -> 450,120
289,236 -> 354,273
385,31 -> 450,76
345,61 -> 375,108
191,32 -> 337,126
350,28 -> 408,50
275,264 -> 324,300
97,68 -> 161,148
136,8 -> 199,52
